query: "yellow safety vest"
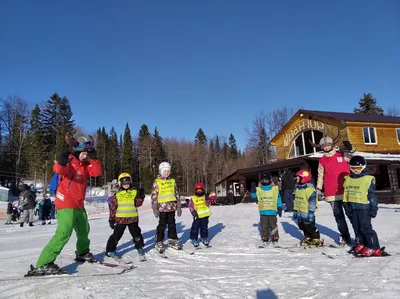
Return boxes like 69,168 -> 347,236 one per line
343,175 -> 373,204
156,178 -> 177,203
294,187 -> 315,213
192,195 -> 211,218
256,186 -> 279,211
115,189 -> 138,218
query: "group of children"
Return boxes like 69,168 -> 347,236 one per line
105,161 -> 217,259
251,154 -> 384,257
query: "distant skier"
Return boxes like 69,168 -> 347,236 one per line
293,170 -> 323,247
251,172 -> 283,246
18,184 -> 37,227
105,172 -> 146,259
344,155 -> 386,257
26,132 -> 102,276
188,182 -> 216,247
151,161 -> 182,253
40,193 -> 53,225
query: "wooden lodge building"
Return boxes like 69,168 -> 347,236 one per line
215,109 -> 400,204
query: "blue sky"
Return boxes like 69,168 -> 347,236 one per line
1,0 -> 399,150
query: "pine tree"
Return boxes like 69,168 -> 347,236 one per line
138,124 -> 153,191
107,127 -> 119,182
27,104 -> 45,182
354,93 -> 384,115
121,123 -> 135,177
228,134 -> 238,159
153,127 -> 166,168
195,128 -> 207,147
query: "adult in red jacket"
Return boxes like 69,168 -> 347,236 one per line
28,133 -> 102,276
313,136 -> 352,246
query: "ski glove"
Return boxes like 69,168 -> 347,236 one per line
316,189 -> 324,201
292,211 -> 298,220
87,148 -> 97,160
370,209 -> 377,218
307,212 -> 315,223
250,182 -> 257,193
58,152 -> 71,166
137,188 -> 145,199
177,207 -> 182,217
109,220 -> 115,230
191,210 -> 198,220
277,207 -> 283,218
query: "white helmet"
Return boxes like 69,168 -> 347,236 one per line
159,162 -> 171,176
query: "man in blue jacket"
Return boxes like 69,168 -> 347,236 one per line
251,172 -> 283,246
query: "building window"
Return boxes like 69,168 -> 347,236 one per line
397,128 -> 400,144
363,127 -> 377,144
288,130 -> 324,158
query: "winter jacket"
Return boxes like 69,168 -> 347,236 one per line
109,187 -> 145,224
151,176 -> 181,213
54,154 -> 102,210
18,184 -> 37,210
317,151 -> 350,201
294,182 -> 317,221
343,170 -> 377,212
281,170 -> 294,191
251,185 -> 283,216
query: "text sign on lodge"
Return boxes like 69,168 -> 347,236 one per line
283,119 -> 325,147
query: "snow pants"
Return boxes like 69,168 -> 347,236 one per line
21,209 -> 34,224
190,216 -> 209,240
106,222 -> 144,252
350,209 -> 380,250
298,219 -> 320,239
284,190 -> 294,211
156,211 -> 178,242
36,208 -> 90,268
260,215 -> 279,240
329,200 -> 351,241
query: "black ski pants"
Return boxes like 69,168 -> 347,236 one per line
298,220 -> 320,239
156,211 -> 178,242
106,222 -> 144,252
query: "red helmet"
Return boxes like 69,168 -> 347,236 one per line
296,170 -> 312,184
194,183 -> 205,190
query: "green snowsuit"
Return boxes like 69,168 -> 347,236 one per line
36,208 -> 90,268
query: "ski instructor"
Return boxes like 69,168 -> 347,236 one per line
27,132 -> 102,276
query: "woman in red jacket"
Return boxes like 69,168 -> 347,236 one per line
27,133 -> 102,276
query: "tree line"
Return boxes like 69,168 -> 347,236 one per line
0,92 -> 395,195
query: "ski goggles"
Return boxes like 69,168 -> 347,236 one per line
120,177 -> 132,185
350,165 -> 365,173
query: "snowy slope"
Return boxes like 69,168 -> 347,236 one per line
0,201 -> 400,299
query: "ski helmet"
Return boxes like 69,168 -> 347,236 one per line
159,162 -> 171,177
194,182 -> 205,196
349,155 -> 367,174
296,170 -> 312,184
209,192 -> 217,201
260,172 -> 272,186
118,172 -> 132,187
65,132 -> 94,152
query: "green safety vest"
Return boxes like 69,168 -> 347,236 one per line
192,195 -> 211,218
294,187 -> 315,213
156,178 -> 177,203
116,189 -> 138,218
256,186 -> 279,211
343,175 -> 374,204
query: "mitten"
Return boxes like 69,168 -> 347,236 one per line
88,148 -> 97,160
307,211 -> 315,223
138,188 -> 145,199
58,152 -> 71,166
109,220 -> 115,229
292,211 -> 298,220
177,207 -> 182,217
370,209 -> 377,218
278,207 -> 283,218
316,189 -> 324,201
250,182 -> 257,193
191,210 -> 198,220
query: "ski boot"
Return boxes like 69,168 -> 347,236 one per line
137,248 -> 145,256
300,237 -> 311,246
306,238 -> 324,248
25,262 -> 67,276
29,222 -> 34,227
339,235 -> 351,246
42,221 -> 46,225
348,244 -> 365,255
155,241 -> 165,253
271,236 -> 279,247
191,239 -> 199,248
168,239 -> 182,250
105,251 -> 119,259
75,251 -> 98,263
201,238 -> 210,247
361,247 -> 382,257
20,223 -> 23,227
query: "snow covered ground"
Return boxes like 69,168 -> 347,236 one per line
0,200 -> 400,299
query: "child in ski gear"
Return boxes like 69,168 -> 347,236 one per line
189,183 -> 212,247
311,135 -> 353,245
293,170 -> 323,247
151,161 -> 182,251
344,155 -> 383,257
19,184 -> 37,227
251,172 -> 283,244
106,172 -> 145,258
5,201 -> 13,224
28,133 -> 102,276
40,194 -> 53,225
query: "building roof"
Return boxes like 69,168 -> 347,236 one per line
0,186 -> 9,191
